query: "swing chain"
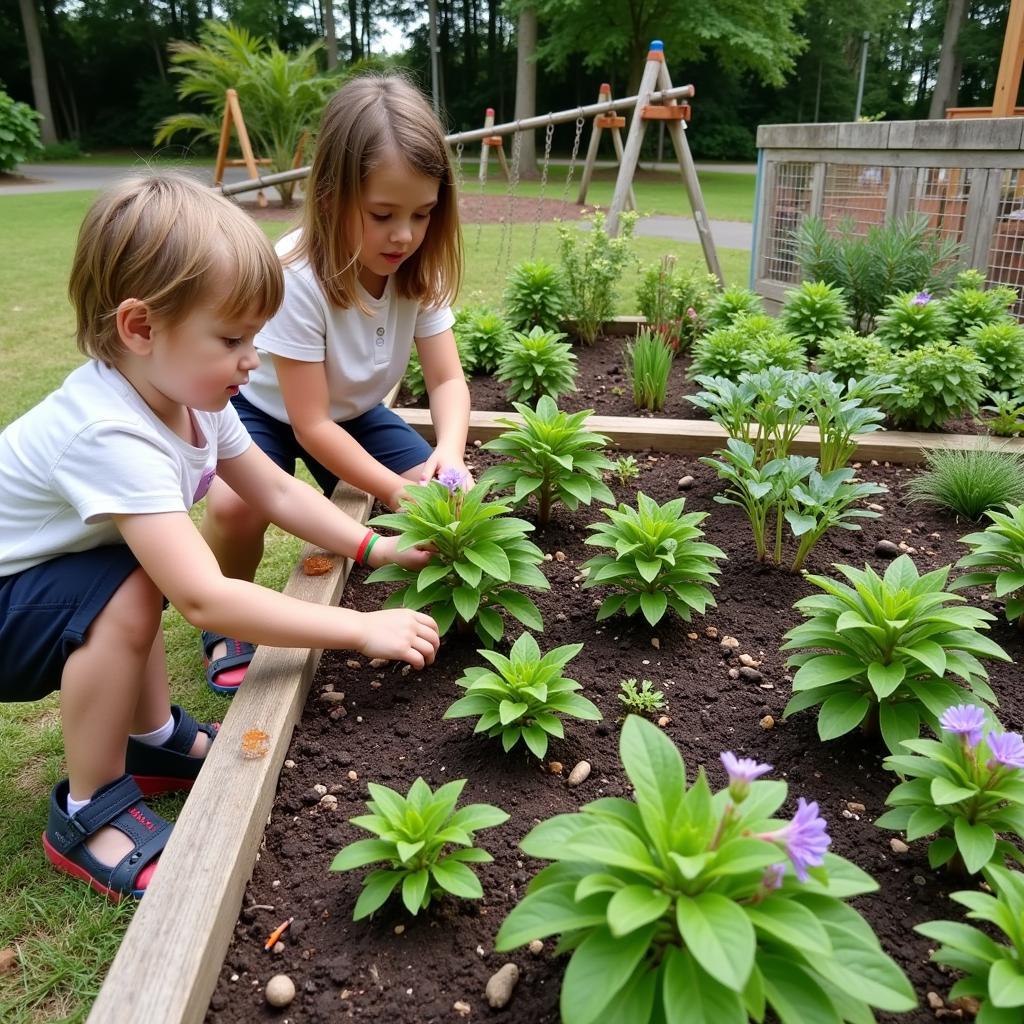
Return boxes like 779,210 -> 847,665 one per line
530,118 -> 555,259
499,129 -> 524,274
453,141 -> 465,195
560,115 -> 586,206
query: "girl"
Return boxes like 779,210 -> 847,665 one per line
201,74 -> 472,694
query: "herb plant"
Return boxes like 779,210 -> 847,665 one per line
611,455 -> 640,487
782,556 -> 1011,754
504,258 -> 567,332
944,282 -> 1017,339
688,321 -> 753,380
581,492 -> 725,626
916,863 -> 1024,1019
635,256 -> 717,350
444,631 -> 600,758
982,391 -> 1024,437
480,396 -> 614,524
627,329 -> 674,412
964,320 -> 1024,393
617,677 -> 665,715
906,446 -> 1024,521
494,715 -> 916,1024
816,330 -> 890,382
882,341 -> 987,430
495,325 -> 577,404
742,329 -> 808,373
877,704 -> 1024,874
954,503 -> 1024,627
330,777 -> 508,919
454,306 -> 514,373
703,284 -> 764,330
367,478 -> 548,644
779,280 -> 850,352
875,290 -> 954,350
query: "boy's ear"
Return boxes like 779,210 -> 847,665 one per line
116,299 -> 154,355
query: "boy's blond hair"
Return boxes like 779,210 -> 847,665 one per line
291,74 -> 462,312
70,172 -> 284,364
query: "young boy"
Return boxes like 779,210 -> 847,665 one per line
0,172 -> 439,901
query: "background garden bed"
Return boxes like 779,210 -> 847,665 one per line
205,452 -> 1024,1023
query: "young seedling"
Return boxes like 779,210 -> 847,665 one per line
617,678 -> 665,716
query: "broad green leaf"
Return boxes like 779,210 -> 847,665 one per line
759,953 -> 841,1024
330,838 -> 394,872
495,882 -> 610,949
662,947 -> 747,1024
879,702 -> 921,755
817,691 -> 871,740
867,661 -> 905,699
793,655 -> 865,691
931,777 -> 978,806
352,869 -> 403,920
607,885 -> 672,936
401,869 -> 429,914
989,958 -> 1024,1008
431,858 -> 483,899
676,892 -> 756,990
745,897 -> 832,955
955,818 -> 997,874
619,715 -> 684,855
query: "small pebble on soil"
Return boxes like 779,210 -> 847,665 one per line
485,963 -> 520,1009
264,974 -> 295,1008
567,761 -> 591,786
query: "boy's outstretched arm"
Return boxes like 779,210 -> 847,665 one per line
114,511 -> 440,668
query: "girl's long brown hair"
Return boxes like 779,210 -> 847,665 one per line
289,74 -> 462,313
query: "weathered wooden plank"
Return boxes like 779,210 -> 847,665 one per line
763,148 -> 1024,170
835,121 -> 892,149
756,123 -> 840,149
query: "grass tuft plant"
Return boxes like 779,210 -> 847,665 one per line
496,325 -> 577,404
504,258 -> 567,332
906,446 -> 1024,521
626,329 -> 674,412
954,503 -> 1024,627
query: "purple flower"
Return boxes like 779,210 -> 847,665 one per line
720,751 -> 772,802
686,306 -> 699,322
779,798 -> 831,882
911,291 -> 932,306
987,731 -> 1024,770
940,704 -> 986,748
437,467 -> 466,494
761,863 -> 786,892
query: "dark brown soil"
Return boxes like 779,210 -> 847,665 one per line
207,452 -> 1023,1024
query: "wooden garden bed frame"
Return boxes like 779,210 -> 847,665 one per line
88,404 -> 1024,1024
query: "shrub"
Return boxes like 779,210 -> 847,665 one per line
503,259 -> 567,332
688,321 -> 751,380
455,307 -> 514,374
703,284 -> 764,330
882,341 -> 987,430
480,397 -> 614,524
494,715 -> 916,1024
690,314 -> 806,380
906,446 -> 1024,521
444,631 -> 600,757
779,280 -> 851,352
0,87 -> 43,172
816,330 -> 890,382
581,492 -> 725,625
981,391 -> 1024,437
626,330 -> 673,412
557,210 -> 637,345
782,556 -> 1011,754
954,503 -> 1024,627
875,290 -> 955,350
916,864 -> 1024,1017
611,455 -> 640,487
367,479 -> 548,644
329,777 -> 508,919
496,326 -> 577,404
742,329 -> 808,373
877,704 -> 1024,874
617,678 -> 665,715
964,320 -> 1024,392
943,284 -> 1017,340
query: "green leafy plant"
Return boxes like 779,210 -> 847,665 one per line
916,863 -> 1024,1018
454,306 -> 514,373
329,777 -> 508,919
557,210 -> 638,345
403,333 -> 475,399
504,258 -> 567,332
480,397 -> 614,524
495,326 -> 577,404
367,479 -> 548,644
690,315 -> 806,380
743,329 -> 809,373
875,290 -> 954,350
611,455 -> 640,487
982,391 -> 1024,437
627,329 -> 674,412
906,446 -> 1024,521
703,284 -> 764,330
779,280 -> 850,353
444,631 -> 600,757
816,330 -> 890,382
617,678 -> 665,715
782,556 -> 1011,754
581,493 -> 725,625
688,321 -> 752,380
954,503 -> 1024,627
494,715 -> 916,1024
635,256 -> 717,350
0,86 -> 43,173
877,704 -> 1024,874
943,283 -> 1017,340
964,320 -> 1024,393
881,341 -> 987,430
810,372 -> 899,473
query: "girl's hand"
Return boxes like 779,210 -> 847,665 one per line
369,533 -> 433,571
357,609 -> 440,669
419,452 -> 476,490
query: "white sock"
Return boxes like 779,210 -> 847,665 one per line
67,793 -> 91,816
130,713 -> 175,748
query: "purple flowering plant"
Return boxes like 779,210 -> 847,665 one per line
495,715 -> 915,1023
878,703 -> 1024,875
875,289 -> 954,351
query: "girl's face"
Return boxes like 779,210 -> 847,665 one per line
356,156 -> 439,295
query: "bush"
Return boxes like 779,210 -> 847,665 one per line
703,285 -> 764,331
816,330 -> 890,382
881,341 -> 987,430
503,259 -> 567,332
454,307 -> 513,374
779,280 -> 850,353
743,330 -> 808,373
964,321 -> 1024,393
943,283 -> 1017,340
981,390 -> 1024,437
495,326 -> 577,404
635,256 -> 717,349
0,87 -> 43,173
557,210 -> 637,344
690,315 -> 806,380
875,290 -> 954,350
626,330 -> 674,411
906,446 -> 1024,521
954,502 -> 1024,627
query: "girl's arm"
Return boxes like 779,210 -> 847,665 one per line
114,511 -> 439,667
417,328 -> 472,483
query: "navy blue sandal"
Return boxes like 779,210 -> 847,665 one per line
42,774 -> 171,902
125,705 -> 218,797
201,629 -> 256,695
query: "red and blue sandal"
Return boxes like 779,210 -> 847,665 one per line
125,705 -> 219,797
42,774 -> 171,903
201,630 -> 256,696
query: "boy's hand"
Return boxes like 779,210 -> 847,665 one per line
369,533 -> 433,571
358,609 -> 440,669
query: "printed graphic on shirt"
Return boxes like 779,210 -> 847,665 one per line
193,467 -> 216,504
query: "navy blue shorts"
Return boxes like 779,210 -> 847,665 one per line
232,394 -> 432,495
0,544 -> 142,702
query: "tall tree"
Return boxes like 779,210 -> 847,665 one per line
323,0 -> 337,67
930,0 -> 970,115
16,0 -> 56,144
513,5 -> 538,177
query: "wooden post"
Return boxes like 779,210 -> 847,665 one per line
212,88 -> 269,209
993,0 -> 1024,118
478,107 -> 496,184
577,83 -> 636,210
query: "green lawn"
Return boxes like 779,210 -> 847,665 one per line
0,188 -> 748,1023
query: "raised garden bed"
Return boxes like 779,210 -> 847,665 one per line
202,452 -> 1024,1024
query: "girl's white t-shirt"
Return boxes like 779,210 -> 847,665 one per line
242,231 -> 455,424
0,360 -> 251,576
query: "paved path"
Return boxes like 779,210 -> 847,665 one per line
2,161 -> 754,250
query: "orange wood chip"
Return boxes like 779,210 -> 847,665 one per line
303,555 -> 334,576
240,729 -> 270,759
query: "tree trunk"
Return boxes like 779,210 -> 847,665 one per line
16,0 -> 57,145
323,0 -> 338,69
928,0 -> 969,118
362,0 -> 370,57
348,0 -> 359,60
513,5 -> 538,179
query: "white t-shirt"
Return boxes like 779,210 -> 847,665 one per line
242,231 -> 455,423
0,360 -> 251,576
